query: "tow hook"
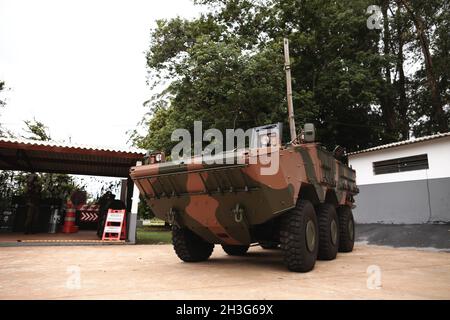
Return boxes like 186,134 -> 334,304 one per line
232,204 -> 245,223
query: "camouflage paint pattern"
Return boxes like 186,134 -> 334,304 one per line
130,144 -> 358,245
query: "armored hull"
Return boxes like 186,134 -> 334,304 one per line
130,143 -> 358,246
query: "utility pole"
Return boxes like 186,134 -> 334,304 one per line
283,38 -> 297,142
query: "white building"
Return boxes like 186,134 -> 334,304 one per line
348,132 -> 450,224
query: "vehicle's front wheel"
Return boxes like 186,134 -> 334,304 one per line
337,205 -> 355,252
172,225 -> 214,262
280,200 -> 319,272
222,244 -> 249,256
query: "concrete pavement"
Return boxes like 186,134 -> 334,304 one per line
0,244 -> 449,299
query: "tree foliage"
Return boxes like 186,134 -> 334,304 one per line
103,2 -> 450,153
23,118 -> 52,141
0,80 -> 9,138
0,80 -> 5,108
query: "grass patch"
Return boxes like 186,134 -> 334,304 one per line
136,227 -> 172,245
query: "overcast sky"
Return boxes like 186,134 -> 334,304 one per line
0,0 -> 203,148
0,0 -> 204,197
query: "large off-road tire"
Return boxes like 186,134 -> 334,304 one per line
280,200 -> 319,272
317,204 -> 339,260
337,205 -> 355,252
172,225 -> 214,262
260,241 -> 279,249
221,244 -> 249,256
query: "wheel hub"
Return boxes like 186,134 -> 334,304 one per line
306,220 -> 316,252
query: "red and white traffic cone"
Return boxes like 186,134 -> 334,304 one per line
62,200 -> 79,233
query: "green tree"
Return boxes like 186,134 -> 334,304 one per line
0,80 -> 11,138
398,0 -> 448,133
0,80 -> 5,108
23,118 -> 51,141
134,0 -> 449,154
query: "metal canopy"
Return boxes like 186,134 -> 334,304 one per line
0,137 -> 145,177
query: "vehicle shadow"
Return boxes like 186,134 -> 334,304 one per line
208,248 -> 287,272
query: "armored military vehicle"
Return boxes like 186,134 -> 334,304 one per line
130,39 -> 358,272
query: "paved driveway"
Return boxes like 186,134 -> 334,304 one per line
0,244 -> 449,299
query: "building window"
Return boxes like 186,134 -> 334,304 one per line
373,154 -> 429,175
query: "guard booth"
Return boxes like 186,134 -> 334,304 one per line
0,137 -> 146,244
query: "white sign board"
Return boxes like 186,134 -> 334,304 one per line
102,209 -> 126,241
107,212 -> 124,222
104,226 -> 122,233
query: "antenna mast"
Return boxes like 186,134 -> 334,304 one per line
283,38 -> 297,142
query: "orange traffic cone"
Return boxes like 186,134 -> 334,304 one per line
62,200 -> 79,233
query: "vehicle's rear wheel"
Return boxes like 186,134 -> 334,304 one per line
222,244 -> 249,256
260,241 -> 279,249
172,225 -> 214,262
337,205 -> 355,252
317,204 -> 339,260
280,200 -> 319,272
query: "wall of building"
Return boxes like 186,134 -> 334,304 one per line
348,137 -> 450,224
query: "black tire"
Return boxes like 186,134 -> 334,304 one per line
280,200 -> 319,272
221,244 -> 249,256
172,225 -> 214,262
317,204 -> 339,260
260,241 -> 279,249
337,205 -> 355,252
